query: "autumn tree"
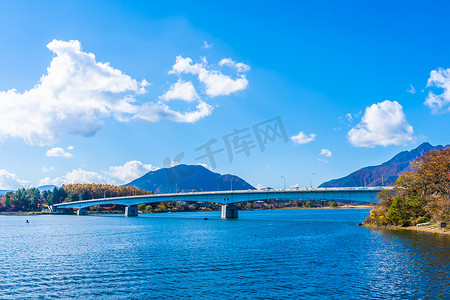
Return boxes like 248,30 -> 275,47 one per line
365,148 -> 450,226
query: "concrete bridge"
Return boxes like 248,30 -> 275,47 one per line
52,187 -> 389,218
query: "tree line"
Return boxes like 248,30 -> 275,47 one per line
0,183 -> 151,212
364,148 -> 450,227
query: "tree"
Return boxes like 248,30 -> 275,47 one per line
365,148 -> 450,226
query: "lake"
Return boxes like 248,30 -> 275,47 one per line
0,209 -> 449,299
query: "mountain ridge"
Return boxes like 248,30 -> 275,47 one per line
125,164 -> 255,193
319,142 -> 449,187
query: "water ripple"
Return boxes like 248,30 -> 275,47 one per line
0,210 -> 448,299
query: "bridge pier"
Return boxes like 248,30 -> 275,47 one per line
221,204 -> 239,219
77,208 -> 88,216
125,206 -> 138,217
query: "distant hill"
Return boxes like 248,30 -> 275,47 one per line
0,189 -> 13,196
125,164 -> 255,193
37,185 -> 57,192
0,185 -> 58,196
319,142 -> 449,187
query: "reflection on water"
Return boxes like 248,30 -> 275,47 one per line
0,209 -> 448,299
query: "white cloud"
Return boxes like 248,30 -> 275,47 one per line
39,168 -> 109,186
39,160 -> 159,186
347,100 -> 414,147
318,149 -> 332,163
160,79 -> 199,102
46,147 -> 72,158
0,40 -> 148,145
0,170 -> 30,190
407,84 -> 416,94
291,131 -> 316,144
135,100 -> 213,123
219,58 -> 251,72
0,40 -> 233,145
169,56 -> 249,97
41,165 -> 54,173
67,145 -> 74,150
108,160 -> 158,183
425,67 -> 450,113
320,149 -> 332,157
203,41 -> 212,49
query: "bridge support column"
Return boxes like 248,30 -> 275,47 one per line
221,204 -> 238,219
125,206 -> 138,217
77,208 -> 88,216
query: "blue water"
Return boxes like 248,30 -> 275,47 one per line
0,209 -> 449,299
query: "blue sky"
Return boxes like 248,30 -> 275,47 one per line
0,0 -> 449,190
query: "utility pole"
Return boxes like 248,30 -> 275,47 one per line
281,176 -> 286,190
310,173 -> 316,189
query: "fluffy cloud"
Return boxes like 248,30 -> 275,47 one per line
46,147 -> 72,158
318,149 -> 332,163
39,160 -> 158,186
108,160 -> 158,183
39,169 -> 108,186
219,58 -> 251,72
0,40 -> 147,145
320,149 -> 332,157
425,68 -> 450,113
0,40 -> 242,145
169,56 -> 249,97
160,79 -> 199,102
291,131 -> 316,144
0,170 -> 30,190
135,101 -> 213,123
347,100 -> 414,147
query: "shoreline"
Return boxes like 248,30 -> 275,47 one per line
278,205 -> 374,210
364,223 -> 450,235
0,205 -> 374,216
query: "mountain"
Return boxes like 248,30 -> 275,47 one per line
0,189 -> 13,196
0,185 -> 57,196
37,185 -> 58,192
319,142 -> 449,187
125,164 -> 255,193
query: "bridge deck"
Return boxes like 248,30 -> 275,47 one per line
53,187 -> 390,210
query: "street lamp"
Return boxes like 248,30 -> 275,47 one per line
281,176 -> 286,190
310,173 -> 316,189
104,190 -> 107,198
